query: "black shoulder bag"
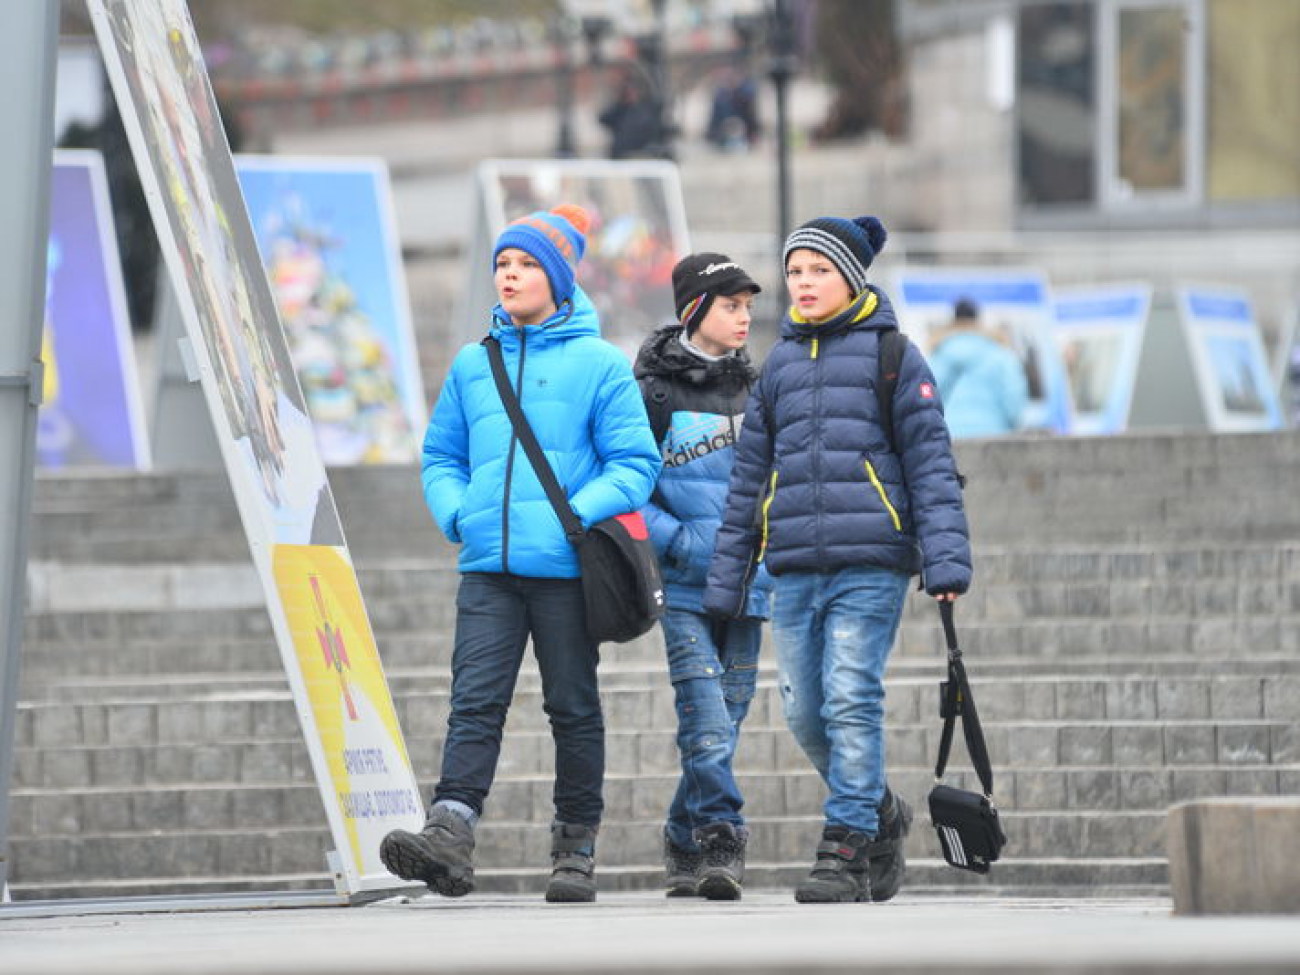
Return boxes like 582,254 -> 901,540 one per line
485,337 -> 665,644
929,600 -> 1008,873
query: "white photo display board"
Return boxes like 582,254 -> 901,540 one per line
1177,285 -> 1283,433
1052,283 -> 1152,436
88,0 -> 423,897
893,267 -> 1073,434
463,158 -> 692,361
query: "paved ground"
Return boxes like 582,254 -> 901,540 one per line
3,891 -> 1300,974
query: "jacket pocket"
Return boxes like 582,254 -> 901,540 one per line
864,458 -> 902,532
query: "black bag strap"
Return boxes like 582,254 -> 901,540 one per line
934,600 -> 995,798
484,336 -> 584,543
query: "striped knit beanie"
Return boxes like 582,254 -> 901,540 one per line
493,204 -> 591,305
782,215 -> 888,295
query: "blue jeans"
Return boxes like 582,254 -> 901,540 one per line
434,573 -> 604,826
661,608 -> 762,851
771,566 -> 909,837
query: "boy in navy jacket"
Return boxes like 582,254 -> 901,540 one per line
704,215 -> 971,903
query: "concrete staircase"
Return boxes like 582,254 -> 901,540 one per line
8,430 -> 1300,900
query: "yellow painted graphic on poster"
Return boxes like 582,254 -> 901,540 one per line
272,544 -> 422,875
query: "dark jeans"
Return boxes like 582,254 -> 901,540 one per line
434,573 -> 604,826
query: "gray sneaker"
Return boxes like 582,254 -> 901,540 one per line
663,829 -> 702,898
545,823 -> 598,903
379,805 -> 475,897
793,826 -> 872,903
695,822 -> 747,901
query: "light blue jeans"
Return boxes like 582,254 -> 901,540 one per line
660,608 -> 762,851
771,566 -> 910,837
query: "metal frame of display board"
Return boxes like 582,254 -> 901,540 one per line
0,0 -> 58,905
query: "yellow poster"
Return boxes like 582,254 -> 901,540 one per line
272,544 -> 423,882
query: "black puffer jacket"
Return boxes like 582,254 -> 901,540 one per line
634,325 -> 771,617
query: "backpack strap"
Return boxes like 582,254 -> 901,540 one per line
877,328 -> 908,457
643,377 -> 673,450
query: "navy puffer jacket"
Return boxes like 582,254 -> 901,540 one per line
703,287 -> 971,617
634,325 -> 772,618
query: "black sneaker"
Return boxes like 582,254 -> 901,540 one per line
867,790 -> 913,903
695,822 -> 747,901
793,826 -> 872,903
545,823 -> 598,903
663,829 -> 702,898
379,805 -> 475,897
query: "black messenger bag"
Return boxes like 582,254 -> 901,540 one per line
928,601 -> 1007,874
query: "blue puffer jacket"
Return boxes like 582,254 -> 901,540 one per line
703,288 -> 971,617
634,325 -> 772,618
422,287 -> 661,578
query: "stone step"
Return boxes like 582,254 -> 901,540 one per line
17,637 -> 1300,698
12,712 -> 1297,799
26,432 -> 1300,559
5,810 -> 1177,887
18,658 -> 1300,705
10,763 -> 1299,841
24,545 -> 1300,613
17,604 -> 1300,685
5,856 -> 1171,902
12,667 -> 1298,749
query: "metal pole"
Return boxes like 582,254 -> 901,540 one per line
0,0 -> 59,901
553,16 -> 576,158
769,0 -> 798,249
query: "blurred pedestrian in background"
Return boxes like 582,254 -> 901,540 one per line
927,297 -> 1028,439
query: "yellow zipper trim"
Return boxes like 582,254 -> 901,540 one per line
810,337 -> 819,359
865,460 -> 902,531
758,470 -> 779,560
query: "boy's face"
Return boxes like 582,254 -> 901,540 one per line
784,248 -> 852,323
692,290 -> 755,356
495,248 -> 557,326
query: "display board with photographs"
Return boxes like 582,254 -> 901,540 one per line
1052,283 -> 1152,436
893,267 -> 1073,433
1279,299 -> 1300,429
42,150 -> 150,469
236,156 -> 426,465
465,158 -> 691,360
1177,285 -> 1283,432
88,0 -> 421,897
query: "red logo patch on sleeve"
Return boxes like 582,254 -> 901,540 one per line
920,382 -> 935,399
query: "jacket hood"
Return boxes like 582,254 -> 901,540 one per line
489,284 -> 600,347
634,323 -> 756,388
781,285 -> 898,342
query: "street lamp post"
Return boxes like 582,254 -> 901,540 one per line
553,16 -> 577,158
768,0 -> 798,247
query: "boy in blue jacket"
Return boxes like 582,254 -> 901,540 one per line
380,205 -> 660,903
635,253 -> 773,900
704,215 -> 971,903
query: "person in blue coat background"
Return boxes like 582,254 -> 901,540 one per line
381,204 -> 661,904
635,252 -> 773,901
704,214 -> 971,904
927,297 -> 1029,438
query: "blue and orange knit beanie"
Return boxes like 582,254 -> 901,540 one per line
782,215 -> 887,295
493,204 -> 591,305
